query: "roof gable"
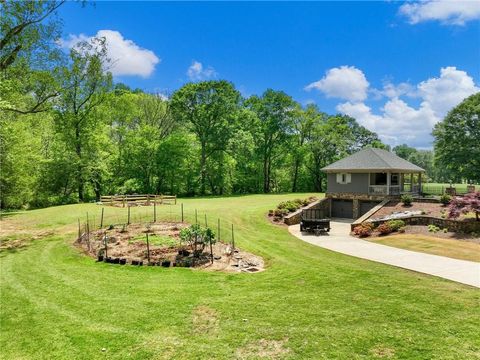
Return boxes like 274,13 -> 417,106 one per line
321,148 -> 425,173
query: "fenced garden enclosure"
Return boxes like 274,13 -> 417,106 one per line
76,202 -> 263,272
421,183 -> 477,196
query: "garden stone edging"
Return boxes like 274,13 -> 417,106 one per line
284,198 -> 330,226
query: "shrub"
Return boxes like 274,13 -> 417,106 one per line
427,224 -> 440,233
268,210 -> 274,217
440,194 -> 451,206
377,223 -> 393,235
401,194 -> 413,206
353,225 -> 372,237
387,219 -> 405,232
274,209 -> 288,218
398,226 -> 406,233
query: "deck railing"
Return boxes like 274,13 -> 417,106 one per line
368,185 -> 421,195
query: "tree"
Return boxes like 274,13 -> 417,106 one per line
170,81 -> 240,195
433,93 -> 480,183
0,1 -> 66,115
393,144 -> 417,160
245,90 -> 296,193
448,192 -> 480,221
55,38 -> 112,201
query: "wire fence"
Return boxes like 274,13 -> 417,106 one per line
422,184 -> 476,196
77,203 -> 239,249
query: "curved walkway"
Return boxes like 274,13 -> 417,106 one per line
288,220 -> 480,288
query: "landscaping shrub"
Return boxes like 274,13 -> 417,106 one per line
268,210 -> 274,217
427,224 -> 441,233
353,224 -> 372,237
387,219 -> 405,231
398,226 -> 406,233
377,223 -> 393,235
401,194 -> 413,206
440,194 -> 451,206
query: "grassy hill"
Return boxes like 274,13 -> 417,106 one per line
1,194 -> 479,359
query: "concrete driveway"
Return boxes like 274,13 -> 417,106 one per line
289,219 -> 480,288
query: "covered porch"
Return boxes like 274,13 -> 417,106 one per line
368,172 -> 422,196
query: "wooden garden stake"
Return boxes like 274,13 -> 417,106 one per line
218,218 -> 220,242
231,224 -> 235,253
100,208 -> 104,229
205,214 -> 208,227
146,233 -> 150,265
181,203 -> 184,223
104,230 -> 108,259
209,232 -> 213,264
78,218 -> 81,239
153,201 -> 156,222
127,206 -> 131,225
195,209 -> 198,224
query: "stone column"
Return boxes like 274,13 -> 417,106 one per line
387,172 -> 391,195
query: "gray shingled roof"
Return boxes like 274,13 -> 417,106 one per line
321,148 -> 425,173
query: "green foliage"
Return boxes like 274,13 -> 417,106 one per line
387,219 -> 405,232
179,224 -> 216,253
440,193 -> 451,206
428,224 -> 441,233
401,194 -> 413,206
433,93 -> 480,183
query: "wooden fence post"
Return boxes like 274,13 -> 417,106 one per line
217,218 -> 220,242
127,206 -> 131,225
205,214 -> 208,227
100,207 -> 104,229
181,203 -> 184,223
195,209 -> 198,224
209,232 -> 213,264
78,218 -> 81,239
231,224 -> 235,253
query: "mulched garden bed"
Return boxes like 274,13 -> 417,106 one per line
366,225 -> 480,243
372,201 -> 449,219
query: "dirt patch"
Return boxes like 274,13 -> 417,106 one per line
235,339 -> 290,360
370,345 -> 395,358
192,305 -> 219,335
75,222 -> 264,273
373,201 -> 461,220
0,230 -> 55,251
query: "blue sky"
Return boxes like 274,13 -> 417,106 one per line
58,1 -> 480,148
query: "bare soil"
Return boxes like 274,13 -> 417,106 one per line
373,201 -> 449,219
75,221 -> 264,273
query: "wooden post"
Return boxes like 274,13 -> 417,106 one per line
146,233 -> 150,265
174,195 -> 177,205
111,195 -> 114,206
205,214 -> 208,227
86,218 -> 90,251
195,209 -> 198,224
128,206 -> 131,225
231,224 -> 235,253
181,203 -> 184,223
154,201 -> 157,223
209,232 -> 213,264
122,195 -> 126,208
78,218 -> 81,239
104,230 -> 108,259
100,208 -> 104,229
217,218 -> 220,242
147,194 -> 150,206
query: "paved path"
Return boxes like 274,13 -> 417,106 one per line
289,220 -> 480,288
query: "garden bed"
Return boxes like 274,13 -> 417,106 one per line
75,222 -> 264,273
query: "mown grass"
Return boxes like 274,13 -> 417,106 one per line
368,234 -> 480,262
1,194 -> 479,359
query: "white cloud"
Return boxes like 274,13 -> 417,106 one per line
60,30 -> 160,78
187,61 -> 217,81
399,0 -> 480,25
334,67 -> 479,147
305,65 -> 369,102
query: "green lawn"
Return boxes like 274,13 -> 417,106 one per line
1,194 -> 479,359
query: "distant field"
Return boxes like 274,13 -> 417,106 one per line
1,194 -> 479,359
422,183 -> 478,195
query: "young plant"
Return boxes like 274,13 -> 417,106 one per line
401,194 -> 413,206
440,194 -> 451,206
386,219 -> 405,232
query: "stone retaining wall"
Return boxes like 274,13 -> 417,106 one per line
284,198 -> 330,226
367,216 -> 480,233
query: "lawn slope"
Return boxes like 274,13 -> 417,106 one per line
1,194 -> 479,359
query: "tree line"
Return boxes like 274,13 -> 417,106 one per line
1,1 -> 478,209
